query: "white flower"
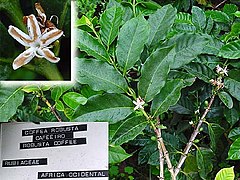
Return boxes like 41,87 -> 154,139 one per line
133,97 -> 145,111
221,66 -> 228,76
8,14 -> 63,70
216,65 -> 228,76
216,65 -> 223,74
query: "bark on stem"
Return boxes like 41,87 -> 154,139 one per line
152,121 -> 175,180
42,97 -> 62,122
174,94 -> 216,176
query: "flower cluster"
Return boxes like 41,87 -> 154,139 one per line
210,65 -> 228,90
8,3 -> 63,70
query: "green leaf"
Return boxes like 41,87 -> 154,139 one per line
151,79 -> 184,116
76,29 -> 110,62
167,33 -> 209,69
0,87 -> 24,122
110,116 -> 147,146
138,142 -> 157,165
51,85 -> 73,101
100,6 -> 123,47
22,85 -> 40,93
218,40 -> 240,59
116,15 -> 149,75
192,6 -> 206,31
208,123 -> 225,151
224,78 -> 240,101
109,145 -> 131,164
148,4 -> 176,48
184,62 -> 215,83
225,108 -> 239,127
223,4 -> 238,20
228,138 -> 240,160
72,93 -> 133,124
138,46 -> 173,102
218,91 -> 233,109
168,70 -> 196,87
196,148 -> 214,179
175,12 -> 192,24
215,167 -> 235,180
174,23 -> 196,33
76,58 -> 128,93
228,127 -> 240,141
234,11 -> 240,18
183,155 -> 199,173
205,10 -> 230,23
55,100 -> 64,111
62,92 -> 87,110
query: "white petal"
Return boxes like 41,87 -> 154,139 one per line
37,48 -> 60,63
12,48 -> 35,70
8,25 -> 32,47
35,3 -> 46,25
27,14 -> 41,40
40,28 -> 63,47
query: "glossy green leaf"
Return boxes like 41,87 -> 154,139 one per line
175,12 -> 192,24
76,58 -> 128,93
75,15 -> 93,30
148,4 -> 176,48
151,79 -> 184,116
205,10 -> 230,23
208,123 -> 225,151
218,40 -> 240,59
224,78 -> 240,101
109,145 -> 132,164
138,46 -> 173,102
225,108 -> 239,126
22,85 -> 40,93
234,11 -> 240,17
192,6 -> 206,31
55,100 -> 64,111
0,87 -> 24,122
116,15 -> 149,74
218,91 -> 233,109
51,85 -> 73,101
167,33 -> 209,69
228,127 -> 240,141
196,148 -> 214,179
76,29 -> 110,62
111,116 -> 147,146
100,6 -> 123,47
72,93 -> 133,123
228,138 -> 240,160
184,62 -> 215,83
215,167 -> 235,180
62,92 -> 87,110
223,4 -> 238,20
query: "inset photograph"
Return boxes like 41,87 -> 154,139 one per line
0,0 -> 71,81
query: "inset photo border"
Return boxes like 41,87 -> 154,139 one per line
0,0 -> 72,82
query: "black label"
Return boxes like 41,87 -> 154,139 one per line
38,170 -> 108,179
22,125 -> 87,136
2,158 -> 47,167
20,138 -> 87,149
32,132 -> 74,142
